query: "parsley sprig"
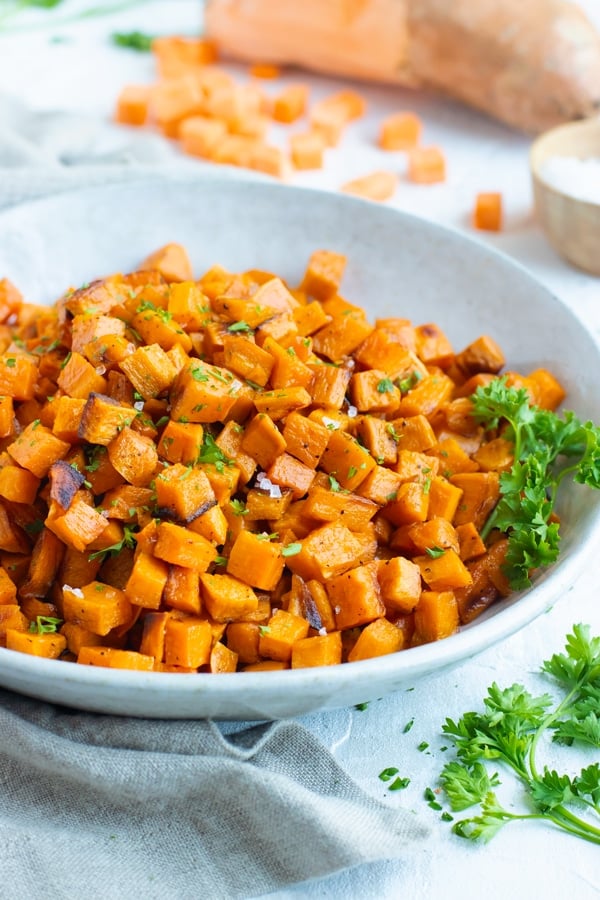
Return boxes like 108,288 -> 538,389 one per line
471,377 -> 600,589
439,624 -> 600,845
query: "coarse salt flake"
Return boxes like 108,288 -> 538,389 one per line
63,584 -> 83,598
133,401 -> 144,411
347,405 -> 358,418
540,155 -> 600,204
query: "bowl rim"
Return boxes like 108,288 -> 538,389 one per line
0,173 -> 599,714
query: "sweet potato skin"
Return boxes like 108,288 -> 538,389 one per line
205,0 -> 600,132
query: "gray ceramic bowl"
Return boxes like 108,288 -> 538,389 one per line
0,174 -> 598,719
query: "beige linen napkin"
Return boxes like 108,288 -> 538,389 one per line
0,95 -> 430,899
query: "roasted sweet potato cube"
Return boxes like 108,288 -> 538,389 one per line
78,646 -> 154,670
303,485 -> 377,531
320,430 -> 376,491
63,582 -> 133,636
222,334 -> 274,387
253,386 -> 312,420
107,427 -> 158,487
285,521 -> 363,582
327,561 -> 385,630
78,393 -> 135,446
0,604 -> 28,639
120,344 -> 177,400
259,608 -> 310,662
46,493 -> 108,552
383,482 -> 429,527
8,422 -> 70,478
265,452 -> 316,500
377,557 -> 422,614
200,573 -> 258,622
169,361 -> 242,423
347,617 -> 404,661
227,531 -> 285,591
164,616 -> 212,668
414,549 -> 473,591
139,611 -> 170,661
226,622 -> 261,664
0,354 -> 38,402
427,476 -> 464,521
125,551 -> 169,609
291,631 -> 342,668
450,472 -> 500,530
140,243 -> 193,282
414,590 -> 459,641
157,420 -> 204,465
154,522 -> 218,572
0,567 -> 17,604
456,522 -> 487,562
210,641 -> 238,673
0,463 -> 40,505
6,629 -> 67,659
407,518 -> 460,554
155,463 -> 216,522
299,250 -> 346,300
311,311 -> 373,362
240,412 -> 287,469
57,351 -> 107,399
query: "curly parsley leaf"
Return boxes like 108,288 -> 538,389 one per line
440,625 -> 600,846
471,377 -> 600,589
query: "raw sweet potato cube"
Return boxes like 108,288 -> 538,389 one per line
379,111 -> 421,150
290,131 -> 325,170
341,171 -> 398,203
408,146 -> 446,183
180,115 -> 228,158
291,631 -> 342,668
273,84 -> 309,123
115,85 -> 150,126
473,192 -> 502,232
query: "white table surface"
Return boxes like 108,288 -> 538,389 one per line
1,2 -> 599,899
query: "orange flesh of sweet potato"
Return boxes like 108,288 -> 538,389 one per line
0,245 -> 568,672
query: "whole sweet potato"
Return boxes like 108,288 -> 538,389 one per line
205,0 -> 600,133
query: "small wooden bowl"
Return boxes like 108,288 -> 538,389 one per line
530,117 -> 600,276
